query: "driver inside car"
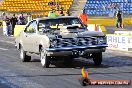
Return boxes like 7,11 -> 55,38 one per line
43,24 -> 51,33
38,23 -> 51,33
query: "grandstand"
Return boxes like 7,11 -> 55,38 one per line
0,0 -> 132,17
0,0 -> 73,17
84,0 -> 132,16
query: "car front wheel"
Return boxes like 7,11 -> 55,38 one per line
20,46 -> 31,62
40,48 -> 50,68
92,53 -> 102,66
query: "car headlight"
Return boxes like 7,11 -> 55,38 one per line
98,37 -> 107,44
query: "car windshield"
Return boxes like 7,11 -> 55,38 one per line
38,17 -> 86,30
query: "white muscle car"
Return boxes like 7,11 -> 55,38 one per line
15,16 -> 107,68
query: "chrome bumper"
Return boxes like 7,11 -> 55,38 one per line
47,48 -> 106,56
46,45 -> 108,52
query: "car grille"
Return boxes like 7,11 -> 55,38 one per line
56,37 -> 98,47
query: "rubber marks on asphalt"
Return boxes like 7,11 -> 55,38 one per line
0,48 -> 8,51
0,39 -> 15,50
0,40 -> 15,45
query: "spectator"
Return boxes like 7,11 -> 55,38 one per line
102,5 -> 106,10
27,13 -> 33,23
4,16 -> 11,36
2,12 -> 6,19
56,1 -> 60,6
116,10 -> 122,28
48,0 -> 54,6
79,9 -> 88,26
59,10 -> 64,16
114,3 -> 118,9
56,1 -> 60,10
60,7 -> 64,10
10,14 -> 18,35
48,9 -> 57,17
2,12 -> 7,23
2,12 -> 5,16
65,10 -> 70,16
2,12 -> 7,35
18,13 -> 26,25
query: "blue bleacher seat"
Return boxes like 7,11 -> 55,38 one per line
84,0 -> 132,16
130,4 -> 132,7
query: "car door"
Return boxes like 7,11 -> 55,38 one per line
22,20 -> 37,52
29,21 -> 38,52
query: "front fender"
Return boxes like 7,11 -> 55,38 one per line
40,36 -> 50,49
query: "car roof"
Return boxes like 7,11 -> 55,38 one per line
35,16 -> 78,21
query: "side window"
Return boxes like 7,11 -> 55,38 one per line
25,21 -> 37,33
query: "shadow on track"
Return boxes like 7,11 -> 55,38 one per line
31,58 -> 109,69
2,71 -> 132,78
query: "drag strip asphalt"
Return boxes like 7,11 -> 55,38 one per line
0,30 -> 132,88
0,48 -> 8,51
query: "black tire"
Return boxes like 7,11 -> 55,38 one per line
19,46 -> 31,62
63,56 -> 73,67
92,53 -> 102,66
40,48 -> 50,68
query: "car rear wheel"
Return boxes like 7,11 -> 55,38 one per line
40,48 -> 50,68
20,46 -> 31,62
92,53 -> 102,66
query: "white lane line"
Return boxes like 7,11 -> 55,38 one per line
0,48 -> 8,51
0,40 -> 15,44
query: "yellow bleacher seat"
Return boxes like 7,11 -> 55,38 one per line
1,0 -> 73,17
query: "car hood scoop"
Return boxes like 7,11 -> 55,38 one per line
59,25 -> 105,38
